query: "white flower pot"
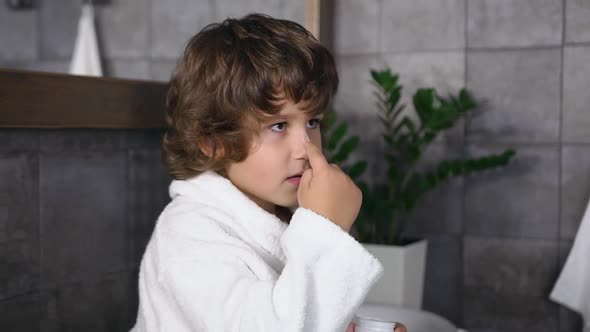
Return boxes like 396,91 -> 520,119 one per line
362,239 -> 428,309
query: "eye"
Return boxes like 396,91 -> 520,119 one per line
307,118 -> 321,129
270,122 -> 287,132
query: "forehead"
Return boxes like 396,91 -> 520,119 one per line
267,100 -> 324,120
275,101 -> 304,117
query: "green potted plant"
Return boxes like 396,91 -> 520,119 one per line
323,68 -> 516,308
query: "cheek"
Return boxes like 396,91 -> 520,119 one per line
231,154 -> 273,186
249,137 -> 287,172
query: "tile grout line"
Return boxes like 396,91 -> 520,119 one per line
37,131 -> 43,311
467,44 -> 563,52
565,41 -> 590,47
460,0 -> 469,327
209,0 -> 217,24
34,0 -> 41,62
147,0 -> 154,79
335,44 -> 579,58
126,147 -> 133,323
556,0 -> 567,329
335,48 -> 469,58
378,0 -> 383,56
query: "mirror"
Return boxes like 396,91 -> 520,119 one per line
0,0 -> 310,82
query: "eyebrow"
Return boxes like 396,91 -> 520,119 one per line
271,112 -> 324,120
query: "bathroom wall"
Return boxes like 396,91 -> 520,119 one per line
0,128 -> 171,331
1,0 -> 589,331
329,1 -> 589,331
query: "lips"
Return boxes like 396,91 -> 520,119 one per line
287,171 -> 304,179
287,175 -> 302,185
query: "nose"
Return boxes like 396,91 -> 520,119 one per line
292,129 -> 309,161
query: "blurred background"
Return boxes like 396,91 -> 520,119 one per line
1,0 -> 589,331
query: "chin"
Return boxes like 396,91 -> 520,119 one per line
279,203 -> 298,211
275,198 -> 298,210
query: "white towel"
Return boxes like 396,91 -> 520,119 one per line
550,197 -> 590,331
69,4 -> 102,76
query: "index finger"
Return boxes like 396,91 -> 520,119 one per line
304,141 -> 329,171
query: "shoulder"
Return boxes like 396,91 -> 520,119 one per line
156,197 -> 242,247
139,198 -> 263,280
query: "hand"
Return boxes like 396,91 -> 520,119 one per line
346,321 -> 407,332
297,141 -> 362,232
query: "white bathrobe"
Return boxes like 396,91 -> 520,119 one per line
130,171 -> 383,332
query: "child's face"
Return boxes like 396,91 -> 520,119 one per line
225,100 -> 323,215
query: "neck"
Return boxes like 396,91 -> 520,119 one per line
274,205 -> 293,224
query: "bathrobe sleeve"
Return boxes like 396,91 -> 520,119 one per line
161,207 -> 383,332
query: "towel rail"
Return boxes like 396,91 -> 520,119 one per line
5,0 -> 111,9
5,0 -> 33,10
82,0 -> 110,5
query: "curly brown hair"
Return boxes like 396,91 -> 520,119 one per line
162,13 -> 339,180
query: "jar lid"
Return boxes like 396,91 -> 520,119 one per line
353,314 -> 398,330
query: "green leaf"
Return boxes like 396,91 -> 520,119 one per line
327,122 -> 348,151
457,150 -> 516,174
387,166 -> 399,183
378,114 -> 391,131
501,149 -> 517,164
331,136 -> 359,164
426,173 -> 437,187
392,116 -> 416,138
391,104 -> 406,122
437,160 -> 451,179
418,131 -> 436,145
413,88 -> 436,124
385,153 -> 397,163
403,174 -> 423,211
459,89 -> 477,110
370,69 -> 385,86
387,86 -> 402,112
383,134 -> 394,147
371,69 -> 399,92
348,161 -> 367,180
422,99 -> 459,131
450,160 -> 464,176
408,145 -> 421,162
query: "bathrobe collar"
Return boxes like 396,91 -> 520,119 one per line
169,170 -> 289,264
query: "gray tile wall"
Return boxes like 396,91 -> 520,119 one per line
0,129 -> 171,332
330,0 -> 587,331
1,0 -> 589,331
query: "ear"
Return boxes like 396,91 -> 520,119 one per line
198,137 -> 225,160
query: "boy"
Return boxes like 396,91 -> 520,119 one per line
131,14 -> 401,332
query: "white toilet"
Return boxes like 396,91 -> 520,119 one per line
355,303 -> 464,332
